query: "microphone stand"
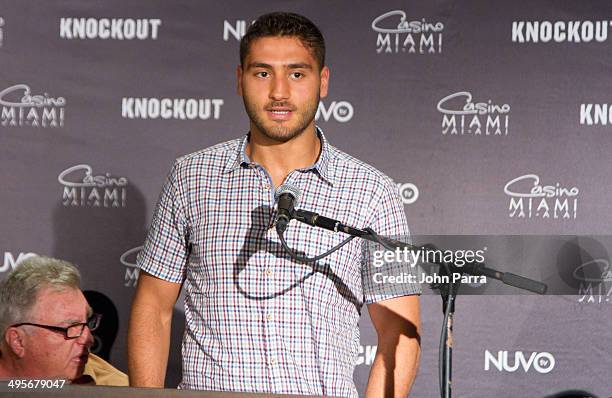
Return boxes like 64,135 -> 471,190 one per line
284,209 -> 548,398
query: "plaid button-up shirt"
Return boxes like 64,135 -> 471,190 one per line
138,129 -> 420,397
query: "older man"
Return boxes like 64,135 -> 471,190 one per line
0,255 -> 127,385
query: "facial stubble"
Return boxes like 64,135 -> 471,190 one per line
242,93 -> 320,143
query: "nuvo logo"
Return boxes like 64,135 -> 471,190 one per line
223,19 -> 253,41
1,252 -> 36,273
512,20 -> 612,43
372,10 -> 443,54
59,164 -> 128,208
504,174 -> 579,219
0,84 -> 65,128
120,246 -> 142,287
397,183 -> 419,205
315,100 -> 353,123
485,350 -> 555,374
437,91 -> 510,136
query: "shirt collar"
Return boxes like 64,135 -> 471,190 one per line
223,127 -> 335,186
73,361 -> 97,385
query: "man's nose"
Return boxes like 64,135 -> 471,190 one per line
270,75 -> 289,100
77,325 -> 94,347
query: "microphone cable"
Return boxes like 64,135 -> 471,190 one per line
277,228 -> 356,264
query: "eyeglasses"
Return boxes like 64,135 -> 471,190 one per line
11,313 -> 102,340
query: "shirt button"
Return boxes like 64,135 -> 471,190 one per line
266,313 -> 273,321
265,268 -> 273,276
270,358 -> 277,365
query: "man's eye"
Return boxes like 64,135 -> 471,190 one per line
291,72 -> 304,79
256,71 -> 269,78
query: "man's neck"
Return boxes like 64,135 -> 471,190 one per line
246,125 -> 321,188
0,357 -> 21,378
0,362 -> 8,378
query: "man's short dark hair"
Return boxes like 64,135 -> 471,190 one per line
240,12 -> 326,69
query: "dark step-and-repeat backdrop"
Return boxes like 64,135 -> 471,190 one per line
1,1 -> 611,397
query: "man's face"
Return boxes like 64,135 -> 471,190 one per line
238,36 -> 329,142
19,287 -> 93,380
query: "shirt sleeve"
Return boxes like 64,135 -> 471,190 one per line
137,161 -> 189,283
361,177 -> 422,304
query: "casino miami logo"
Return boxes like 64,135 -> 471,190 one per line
0,84 -> 65,128
120,246 -> 142,287
437,91 -> 510,136
574,259 -> 612,304
504,174 -> 579,220
58,164 -> 128,208
372,10 -> 444,54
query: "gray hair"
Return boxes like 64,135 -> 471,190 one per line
0,255 -> 81,339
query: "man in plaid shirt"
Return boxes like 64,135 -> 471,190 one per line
128,12 -> 421,398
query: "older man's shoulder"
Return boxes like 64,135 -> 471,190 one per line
82,354 -> 129,386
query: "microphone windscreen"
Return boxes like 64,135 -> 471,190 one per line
275,184 -> 301,208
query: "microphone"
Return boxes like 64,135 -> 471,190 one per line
294,209 -> 412,250
275,184 -> 301,234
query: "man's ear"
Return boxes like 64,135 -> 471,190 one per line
237,65 -> 244,96
319,66 -> 330,99
5,327 -> 26,358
